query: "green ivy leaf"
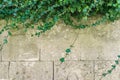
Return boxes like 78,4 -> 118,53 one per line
8,31 -> 12,36
60,57 -> 65,62
83,16 -> 87,20
35,32 -> 41,37
53,15 -> 59,22
102,73 -> 107,77
117,55 -> 120,58
65,48 -> 71,53
79,25 -> 86,29
111,65 -> 116,69
70,7 -> 76,13
115,60 -> 119,64
37,26 -> 43,30
107,70 -> 112,74
117,0 -> 120,3
31,25 -> 34,29
3,39 -> 8,44
0,31 -> 2,34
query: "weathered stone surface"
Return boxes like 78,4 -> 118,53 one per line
0,18 -> 120,80
0,62 -> 9,80
95,61 -> 120,80
54,61 -> 94,80
2,35 -> 39,61
9,62 -> 53,80
39,23 -> 81,61
37,20 -> 120,61
79,20 -> 120,60
0,51 -> 1,61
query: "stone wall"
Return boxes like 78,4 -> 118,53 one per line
0,20 -> 120,80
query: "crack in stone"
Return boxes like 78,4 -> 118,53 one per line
53,61 -> 54,80
8,62 -> 10,79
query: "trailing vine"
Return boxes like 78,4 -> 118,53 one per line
99,55 -> 120,80
60,30 -> 79,63
0,0 -> 120,80
0,0 -> 120,37
0,0 -> 120,55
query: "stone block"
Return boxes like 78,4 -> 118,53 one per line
54,61 -> 94,80
9,62 -> 53,80
2,35 -> 39,61
0,62 -> 9,80
79,20 -> 120,60
95,61 -> 120,80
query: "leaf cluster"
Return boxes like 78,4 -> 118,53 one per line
0,0 -> 120,34
0,0 -> 120,50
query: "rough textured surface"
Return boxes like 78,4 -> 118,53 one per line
39,24 -> 81,61
0,20 -> 120,80
9,62 -> 53,80
2,35 -> 39,61
54,61 -> 94,80
0,62 -> 9,80
95,61 -> 120,80
79,21 -> 120,60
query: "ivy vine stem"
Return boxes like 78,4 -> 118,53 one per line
60,30 -> 80,63
0,35 -> 9,51
99,56 -> 120,80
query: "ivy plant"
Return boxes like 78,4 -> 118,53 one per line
0,0 -> 120,80
0,0 -> 120,39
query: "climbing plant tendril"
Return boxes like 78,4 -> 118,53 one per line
0,0 -> 120,80
99,55 -> 120,80
60,31 -> 79,63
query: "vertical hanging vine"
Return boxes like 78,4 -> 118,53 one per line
60,31 -> 79,63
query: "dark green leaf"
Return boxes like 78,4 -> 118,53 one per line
60,57 -> 65,62
115,60 -> 119,64
111,65 -> 116,69
8,31 -> 12,36
3,39 -> 8,44
37,26 -> 43,30
65,48 -> 71,53
117,55 -> 120,58
107,70 -> 112,74
102,73 -> 107,77
79,25 -> 86,29
53,16 -> 59,22
0,31 -> 2,34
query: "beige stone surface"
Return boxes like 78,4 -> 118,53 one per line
0,19 -> 120,80
36,20 -> 120,61
95,61 -> 120,80
9,62 -> 53,80
54,61 -> 94,80
2,35 -> 39,61
79,20 -> 120,60
0,52 -> 1,61
0,62 -> 9,80
39,24 -> 81,61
